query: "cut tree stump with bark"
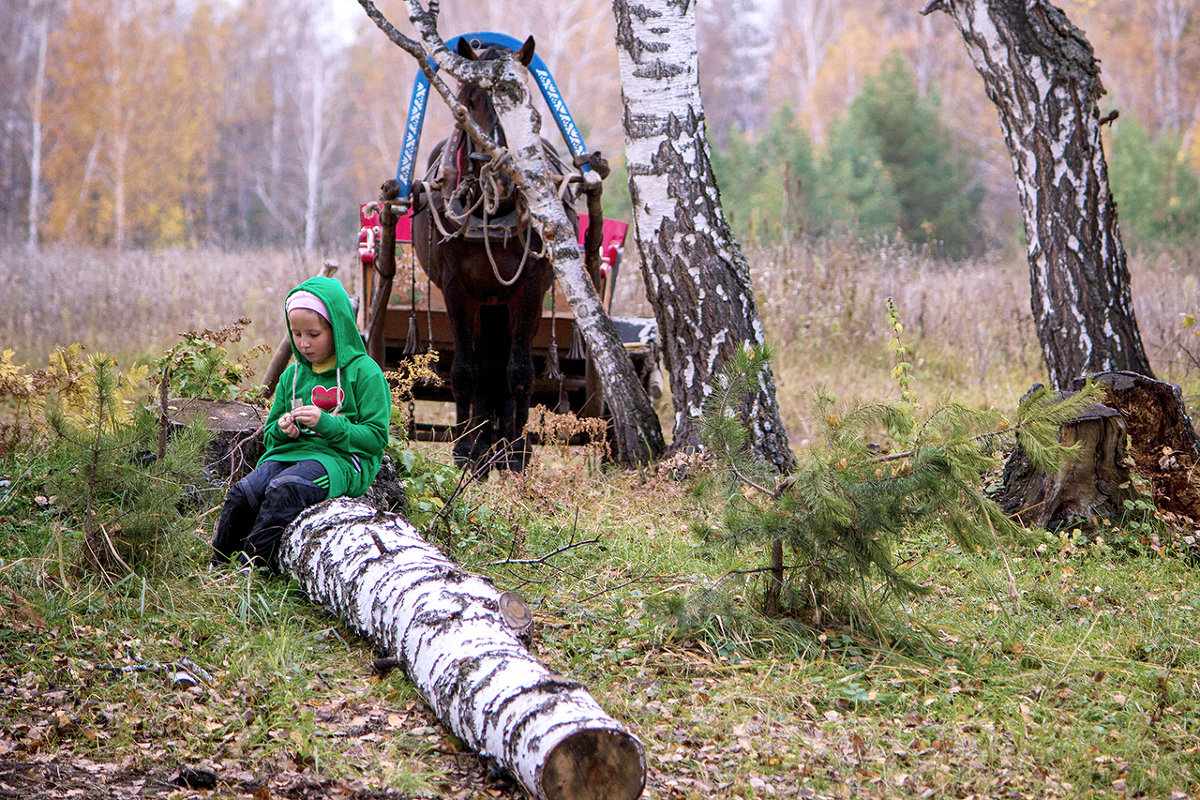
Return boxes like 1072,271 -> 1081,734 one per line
997,387 -> 1134,529
164,398 -> 264,481
1071,371 -> 1200,519
278,499 -> 646,800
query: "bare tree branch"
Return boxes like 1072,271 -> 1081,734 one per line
357,0 -> 509,173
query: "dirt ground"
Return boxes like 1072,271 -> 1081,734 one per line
0,749 -> 521,800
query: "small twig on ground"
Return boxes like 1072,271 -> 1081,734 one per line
178,656 -> 214,684
100,646 -> 212,686
1057,613 -> 1100,683
578,571 -> 675,603
713,564 -> 804,582
426,447 -> 493,536
224,426 -> 264,484
484,537 -> 599,567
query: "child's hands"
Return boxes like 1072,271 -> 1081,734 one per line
279,406 -> 322,438
291,404 -> 323,429
278,412 -> 300,438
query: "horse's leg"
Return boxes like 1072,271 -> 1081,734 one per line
477,305 -> 511,470
445,291 -> 480,470
501,274 -> 546,471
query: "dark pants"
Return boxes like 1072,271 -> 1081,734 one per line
211,459 -> 327,570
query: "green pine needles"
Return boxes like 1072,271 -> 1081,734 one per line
42,351 -> 212,578
697,327 -> 1100,629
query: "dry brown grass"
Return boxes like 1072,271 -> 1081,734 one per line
614,237 -> 1200,443
0,244 -> 358,367
5,240 -> 1199,448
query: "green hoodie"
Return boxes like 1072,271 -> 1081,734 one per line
260,276 -> 391,498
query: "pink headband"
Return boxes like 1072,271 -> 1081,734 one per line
286,291 -> 330,323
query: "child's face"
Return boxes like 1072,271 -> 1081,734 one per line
288,308 -> 334,364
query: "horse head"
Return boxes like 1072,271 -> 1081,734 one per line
442,36 -> 537,215
455,36 -> 535,140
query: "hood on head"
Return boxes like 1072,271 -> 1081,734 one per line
284,276 -> 366,369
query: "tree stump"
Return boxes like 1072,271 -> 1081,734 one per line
164,398 -> 264,482
997,387 -> 1134,529
1072,371 -> 1200,519
358,452 -> 407,515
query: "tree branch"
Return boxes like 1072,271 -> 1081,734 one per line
357,0 -> 511,178
484,537 -> 600,567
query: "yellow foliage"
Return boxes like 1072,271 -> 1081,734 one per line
384,352 -> 444,410
43,344 -> 93,418
0,344 -> 146,450
36,345 -> 147,428
0,350 -> 34,401
67,352 -> 146,428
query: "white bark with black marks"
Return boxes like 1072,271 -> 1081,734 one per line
922,0 -> 1154,388
611,0 -> 793,472
482,51 -> 666,467
279,499 -> 646,800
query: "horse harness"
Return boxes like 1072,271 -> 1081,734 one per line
412,132 -> 576,288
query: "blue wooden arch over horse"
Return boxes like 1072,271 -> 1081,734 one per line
395,32 -> 604,475
393,31 -> 595,203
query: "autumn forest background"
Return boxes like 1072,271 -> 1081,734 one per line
5,0 -> 1200,257
5,0 -> 1200,424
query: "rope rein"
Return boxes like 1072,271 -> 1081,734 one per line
419,142 -> 556,288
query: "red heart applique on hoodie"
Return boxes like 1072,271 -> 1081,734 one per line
311,385 -> 344,412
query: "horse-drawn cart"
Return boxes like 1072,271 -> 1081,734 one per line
357,32 -> 660,445
358,206 -> 659,440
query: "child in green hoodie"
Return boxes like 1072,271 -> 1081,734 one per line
211,276 -> 391,570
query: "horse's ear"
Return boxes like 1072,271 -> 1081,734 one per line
457,37 -> 477,61
515,36 -> 535,67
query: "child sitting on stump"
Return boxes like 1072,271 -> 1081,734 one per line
212,276 -> 391,571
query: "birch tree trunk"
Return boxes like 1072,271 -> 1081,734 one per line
105,8 -> 128,251
611,0 -> 794,472
279,499 -> 646,800
781,0 -> 844,134
1153,0 -> 1193,133
358,0 -> 665,467
26,7 -> 48,250
484,57 -> 666,467
922,0 -> 1154,389
301,51 -> 326,254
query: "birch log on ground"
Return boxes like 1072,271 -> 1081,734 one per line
278,499 -> 645,800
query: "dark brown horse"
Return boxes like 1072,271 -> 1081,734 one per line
411,36 -> 577,473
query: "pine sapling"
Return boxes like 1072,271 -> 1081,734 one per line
43,349 -> 209,577
698,305 -> 1101,628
